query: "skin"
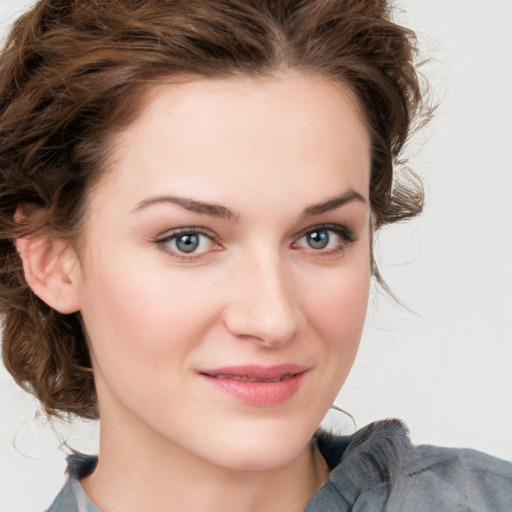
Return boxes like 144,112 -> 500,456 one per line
61,71 -> 372,511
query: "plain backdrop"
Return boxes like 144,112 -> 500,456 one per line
1,0 -> 511,511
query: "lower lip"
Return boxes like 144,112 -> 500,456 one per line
201,372 -> 306,406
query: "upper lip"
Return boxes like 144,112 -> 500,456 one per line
198,364 -> 308,381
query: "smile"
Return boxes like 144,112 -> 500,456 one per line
198,364 -> 309,406
209,374 -> 295,383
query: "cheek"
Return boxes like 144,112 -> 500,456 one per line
302,257 -> 371,349
293,253 -> 371,423
299,253 -> 371,407
78,257 -> 219,419
77,248 -> 217,372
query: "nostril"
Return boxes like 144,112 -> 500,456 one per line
224,309 -> 300,348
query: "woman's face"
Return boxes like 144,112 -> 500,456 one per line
75,71 -> 372,470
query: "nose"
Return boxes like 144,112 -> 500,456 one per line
223,251 -> 302,348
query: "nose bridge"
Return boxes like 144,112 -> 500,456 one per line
224,246 -> 300,347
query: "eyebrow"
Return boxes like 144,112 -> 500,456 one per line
301,189 -> 367,219
132,195 -> 237,220
132,189 -> 366,220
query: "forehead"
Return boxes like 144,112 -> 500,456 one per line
92,71 -> 371,215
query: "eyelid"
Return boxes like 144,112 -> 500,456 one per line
291,223 -> 357,253
154,226 -> 216,243
153,226 -> 221,260
293,223 -> 356,243
151,222 -> 356,261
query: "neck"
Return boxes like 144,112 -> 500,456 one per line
81,415 -> 329,512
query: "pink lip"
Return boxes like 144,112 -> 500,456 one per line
198,364 -> 308,406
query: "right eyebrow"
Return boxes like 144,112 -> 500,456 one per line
131,195 -> 239,221
301,189 -> 367,219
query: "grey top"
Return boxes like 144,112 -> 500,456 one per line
45,419 -> 512,512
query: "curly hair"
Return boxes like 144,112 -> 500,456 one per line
0,0 -> 430,419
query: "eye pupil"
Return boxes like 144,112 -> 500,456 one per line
176,234 -> 200,253
307,230 -> 329,249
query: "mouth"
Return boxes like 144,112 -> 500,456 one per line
198,364 -> 308,405
207,373 -> 296,383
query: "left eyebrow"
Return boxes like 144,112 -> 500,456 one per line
301,189 -> 367,219
132,195 -> 238,220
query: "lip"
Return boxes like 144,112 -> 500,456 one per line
198,364 -> 309,406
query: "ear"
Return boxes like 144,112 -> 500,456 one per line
16,233 -> 82,314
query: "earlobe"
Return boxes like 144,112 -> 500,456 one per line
15,234 -> 82,314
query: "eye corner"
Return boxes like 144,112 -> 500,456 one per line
292,223 -> 357,255
153,227 -> 222,261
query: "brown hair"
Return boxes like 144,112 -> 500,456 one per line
0,0 -> 430,419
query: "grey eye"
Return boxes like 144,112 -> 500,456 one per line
157,229 -> 218,258
175,233 -> 200,253
306,230 -> 330,249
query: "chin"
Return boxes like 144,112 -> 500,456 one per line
200,419 -> 315,472
215,445 -> 308,472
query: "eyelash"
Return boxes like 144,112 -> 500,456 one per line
154,224 -> 356,261
154,227 -> 219,261
293,223 -> 356,255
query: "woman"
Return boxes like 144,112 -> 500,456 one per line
0,1 -> 511,511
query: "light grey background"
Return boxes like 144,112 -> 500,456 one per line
1,0 -> 511,510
